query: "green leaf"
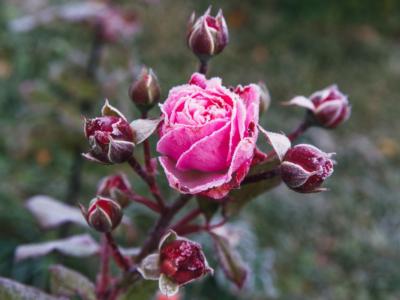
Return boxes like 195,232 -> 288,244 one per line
118,280 -> 157,300
49,264 -> 96,300
211,233 -> 247,289
224,158 -> 282,217
158,274 -> 179,297
0,277 -> 61,300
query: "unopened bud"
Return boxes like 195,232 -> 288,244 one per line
159,239 -> 211,285
83,101 -> 135,164
129,67 -> 161,112
97,173 -> 133,208
281,144 -> 334,193
187,7 -> 229,61
309,85 -> 351,128
80,196 -> 122,232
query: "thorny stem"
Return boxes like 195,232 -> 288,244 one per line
105,232 -> 130,272
96,236 -> 110,300
127,156 -> 165,210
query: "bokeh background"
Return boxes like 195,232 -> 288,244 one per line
1,0 -> 400,299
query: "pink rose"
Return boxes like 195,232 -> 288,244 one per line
157,73 -> 260,199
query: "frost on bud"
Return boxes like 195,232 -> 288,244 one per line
309,85 -> 351,128
83,100 -> 135,164
285,85 -> 351,129
281,144 -> 335,193
159,231 -> 212,286
80,197 -> 122,232
97,173 -> 132,208
129,67 -> 161,112
187,7 -> 229,61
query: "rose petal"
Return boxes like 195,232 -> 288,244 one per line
176,123 -> 231,172
189,72 -> 207,89
157,119 -> 226,161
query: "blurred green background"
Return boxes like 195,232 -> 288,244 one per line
1,0 -> 400,299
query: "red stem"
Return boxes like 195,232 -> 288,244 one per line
96,235 -> 110,300
172,208 -> 202,232
288,120 -> 310,142
127,191 -> 161,213
141,111 -> 154,175
105,232 -> 130,272
198,59 -> 209,75
127,156 -> 165,210
242,168 -> 281,185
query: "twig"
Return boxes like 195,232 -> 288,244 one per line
172,208 -> 202,233
198,59 -> 209,75
105,232 -> 130,272
127,156 -> 165,210
96,235 -> 110,300
288,120 -> 311,142
127,191 -> 161,213
242,168 -> 281,185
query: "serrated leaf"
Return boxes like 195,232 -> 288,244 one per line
118,280 -> 157,300
130,118 -> 161,144
138,254 -> 160,280
224,158 -> 281,217
26,195 -> 88,229
15,234 -> 99,262
0,277 -> 62,300
158,274 -> 179,297
49,264 -> 96,300
211,233 -> 247,289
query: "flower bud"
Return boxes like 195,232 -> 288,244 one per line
129,67 -> 161,112
309,85 -> 351,129
80,197 -> 122,232
97,173 -> 132,208
187,7 -> 229,61
281,144 -> 334,193
159,239 -> 211,285
83,101 -> 135,164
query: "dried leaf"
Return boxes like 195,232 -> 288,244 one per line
0,277 -> 62,300
283,95 -> 315,111
26,195 -> 87,229
211,233 -> 247,289
15,234 -> 99,262
49,264 -> 96,300
130,118 -> 161,144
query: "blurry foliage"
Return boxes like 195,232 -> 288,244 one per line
0,0 -> 400,299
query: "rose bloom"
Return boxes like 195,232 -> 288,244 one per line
157,73 -> 260,199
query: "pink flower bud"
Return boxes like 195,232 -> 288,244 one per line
84,115 -> 135,164
309,85 -> 351,128
97,173 -> 132,208
80,197 -> 122,232
281,144 -> 334,193
159,239 -> 211,285
129,67 -> 161,112
187,7 -> 229,60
